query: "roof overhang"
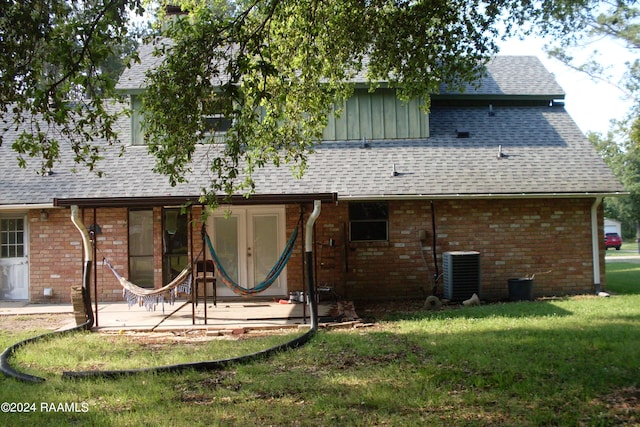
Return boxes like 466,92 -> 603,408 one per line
0,203 -> 55,212
53,193 -> 338,208
430,95 -> 565,108
50,190 -> 626,208
336,191 -> 628,202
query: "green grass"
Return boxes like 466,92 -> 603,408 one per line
604,240 -> 640,256
605,262 -> 640,294
1,266 -> 639,426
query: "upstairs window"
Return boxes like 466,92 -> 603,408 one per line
201,97 -> 234,141
204,115 -> 233,135
349,202 -> 388,242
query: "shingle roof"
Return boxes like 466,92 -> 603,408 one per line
0,104 -> 624,206
117,39 -> 169,92
117,40 -> 564,98
439,56 -> 565,97
244,105 -> 623,198
0,56 -> 624,207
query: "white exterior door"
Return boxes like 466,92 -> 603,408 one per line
208,206 -> 287,298
0,216 -> 29,300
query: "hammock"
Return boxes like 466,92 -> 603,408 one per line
204,224 -> 298,296
103,259 -> 193,312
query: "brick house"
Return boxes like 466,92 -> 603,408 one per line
0,53 -> 625,304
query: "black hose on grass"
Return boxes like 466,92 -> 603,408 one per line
62,328 -> 316,380
2,319 -> 317,382
0,320 -> 92,383
1,260 -> 95,383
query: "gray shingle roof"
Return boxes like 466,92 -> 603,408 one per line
0,103 -> 624,206
439,56 -> 565,97
117,40 -> 564,98
117,39 -> 169,92
0,55 -> 624,206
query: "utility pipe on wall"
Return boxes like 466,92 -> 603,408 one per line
591,196 -> 603,294
70,205 -> 95,328
305,200 -> 322,331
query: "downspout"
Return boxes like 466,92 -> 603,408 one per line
305,200 -> 322,331
430,200 -> 440,294
70,205 -> 95,329
591,197 -> 603,294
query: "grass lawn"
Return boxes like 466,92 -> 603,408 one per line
1,267 -> 638,426
604,240 -> 640,257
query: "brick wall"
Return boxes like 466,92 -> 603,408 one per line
28,206 -> 206,303
285,197 -> 604,301
28,208 -> 83,303
26,198 -> 604,304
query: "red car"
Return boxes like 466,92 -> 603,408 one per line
605,232 -> 622,250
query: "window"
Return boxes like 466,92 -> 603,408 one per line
204,115 -> 233,134
129,209 -> 154,288
349,202 -> 388,242
0,218 -> 24,258
163,208 -> 188,284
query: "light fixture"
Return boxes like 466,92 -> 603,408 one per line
39,209 -> 48,221
89,223 -> 102,242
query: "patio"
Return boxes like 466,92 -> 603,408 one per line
0,299 -> 335,333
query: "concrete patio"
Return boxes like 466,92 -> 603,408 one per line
0,299 -> 335,332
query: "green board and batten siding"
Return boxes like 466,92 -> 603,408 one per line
131,89 -> 429,146
131,95 -> 144,146
323,89 -> 429,141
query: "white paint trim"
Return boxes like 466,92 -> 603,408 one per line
0,204 -> 55,211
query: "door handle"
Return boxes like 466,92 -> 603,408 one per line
247,247 -> 252,257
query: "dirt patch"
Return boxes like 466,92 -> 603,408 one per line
354,298 -> 426,321
0,313 -> 75,332
588,386 -> 640,425
99,329 -> 234,347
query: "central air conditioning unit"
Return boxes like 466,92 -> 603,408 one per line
443,251 -> 480,301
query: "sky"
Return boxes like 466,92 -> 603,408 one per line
498,36 -> 634,135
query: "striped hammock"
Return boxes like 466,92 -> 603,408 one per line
204,224 -> 298,297
103,259 -> 192,312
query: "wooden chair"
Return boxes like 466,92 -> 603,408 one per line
195,260 -> 216,305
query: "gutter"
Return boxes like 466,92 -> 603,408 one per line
305,200 -> 322,331
591,196 -> 603,293
70,206 -> 95,329
336,192 -> 627,202
54,193 -> 337,208
0,203 -> 55,211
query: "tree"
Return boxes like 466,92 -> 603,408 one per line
589,129 -> 640,239
545,1 -> 640,237
546,0 -> 639,106
0,0 -> 145,175
142,0 -> 596,202
1,0 -> 596,202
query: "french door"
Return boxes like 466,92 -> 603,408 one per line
0,216 -> 29,300
207,206 -> 287,298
